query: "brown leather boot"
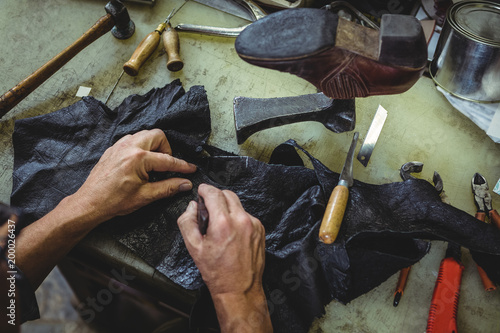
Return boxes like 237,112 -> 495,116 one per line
235,8 -> 428,99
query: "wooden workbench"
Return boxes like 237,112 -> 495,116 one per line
0,0 -> 499,332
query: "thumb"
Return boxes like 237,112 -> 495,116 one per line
177,201 -> 203,248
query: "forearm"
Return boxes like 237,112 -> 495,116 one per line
15,192 -> 106,290
212,288 -> 273,333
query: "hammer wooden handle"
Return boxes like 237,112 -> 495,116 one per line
163,23 -> 183,72
0,14 -> 115,119
319,185 -> 349,244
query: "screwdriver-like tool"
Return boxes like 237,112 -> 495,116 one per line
319,132 -> 359,244
123,11 -> 173,76
163,9 -> 184,71
123,1 -> 188,76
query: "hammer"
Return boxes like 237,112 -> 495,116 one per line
0,0 -> 134,120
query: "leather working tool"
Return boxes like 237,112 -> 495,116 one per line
0,0 -> 135,119
232,93 -> 355,144
426,172 -> 464,333
123,2 -> 188,76
392,161 -> 424,307
197,195 -> 209,235
472,172 -> 499,291
357,105 -> 388,167
319,131 -> 358,244
472,172 -> 500,229
175,0 -> 266,37
193,0 -> 257,21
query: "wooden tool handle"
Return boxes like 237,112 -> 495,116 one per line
0,14 -> 114,119
163,23 -> 183,72
123,31 -> 161,76
319,185 -> 349,244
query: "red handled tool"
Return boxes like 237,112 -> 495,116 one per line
426,172 -> 464,333
426,242 -> 464,333
471,172 -> 498,291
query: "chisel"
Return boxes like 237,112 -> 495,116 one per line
319,132 -> 359,244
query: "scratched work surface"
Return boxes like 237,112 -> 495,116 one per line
0,0 -> 499,332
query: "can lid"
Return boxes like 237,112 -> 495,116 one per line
449,1 -> 500,46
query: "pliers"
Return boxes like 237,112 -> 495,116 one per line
472,172 -> 500,228
471,172 -> 499,291
426,172 -> 464,333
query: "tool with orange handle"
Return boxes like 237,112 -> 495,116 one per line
426,172 -> 465,333
393,266 -> 411,307
472,172 -> 500,229
319,132 -> 358,244
471,172 -> 498,291
426,242 -> 464,333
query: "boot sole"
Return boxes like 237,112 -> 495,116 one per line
235,9 -> 427,98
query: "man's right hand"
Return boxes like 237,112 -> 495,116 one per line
177,184 -> 273,333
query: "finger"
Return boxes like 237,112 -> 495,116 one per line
177,201 -> 203,247
134,129 -> 173,155
198,184 -> 229,217
221,189 -> 245,214
145,152 -> 197,174
144,178 -> 193,201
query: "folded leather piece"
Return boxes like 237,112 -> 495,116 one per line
11,80 -> 500,332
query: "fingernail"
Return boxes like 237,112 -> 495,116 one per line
179,182 -> 193,192
189,163 -> 197,169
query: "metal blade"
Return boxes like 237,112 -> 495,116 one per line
193,0 -> 256,21
357,105 -> 388,167
339,132 -> 359,187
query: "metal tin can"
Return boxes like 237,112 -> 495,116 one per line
430,1 -> 500,103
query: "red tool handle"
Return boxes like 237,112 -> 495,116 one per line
426,257 -> 464,333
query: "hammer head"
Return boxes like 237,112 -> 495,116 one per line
105,0 -> 135,39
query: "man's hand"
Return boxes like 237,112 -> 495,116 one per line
178,184 -> 272,333
16,129 -> 197,290
74,129 -> 197,222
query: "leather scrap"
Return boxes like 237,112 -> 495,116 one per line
10,80 -> 500,332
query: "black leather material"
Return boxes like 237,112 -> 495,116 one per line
11,80 -> 500,332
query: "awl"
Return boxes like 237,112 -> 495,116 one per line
319,132 -> 359,244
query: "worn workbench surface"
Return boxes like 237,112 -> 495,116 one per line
1,0 -> 499,332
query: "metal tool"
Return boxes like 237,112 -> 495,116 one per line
393,266 -> 410,307
123,8 -> 175,76
193,0 -> 256,22
0,0 -> 135,119
175,0 -> 266,37
319,131 -> 359,244
233,94 -> 355,144
163,4 -> 187,72
392,161 -> 424,307
472,172 -> 500,229
104,70 -> 125,105
197,195 -> 209,235
472,172 -> 499,291
426,172 -> 464,333
357,105 -> 388,167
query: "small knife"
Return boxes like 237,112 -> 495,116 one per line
319,132 -> 359,244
